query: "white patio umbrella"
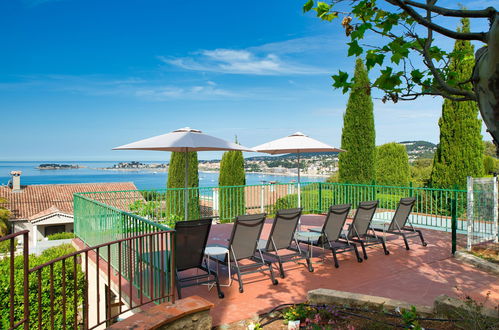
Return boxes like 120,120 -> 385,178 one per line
252,132 -> 344,208
113,127 -> 253,220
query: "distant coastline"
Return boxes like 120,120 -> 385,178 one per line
96,167 -> 168,172
199,170 -> 329,178
93,168 -> 329,178
94,161 -> 330,178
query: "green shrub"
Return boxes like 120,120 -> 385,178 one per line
273,194 -> 298,213
483,155 -> 498,175
0,239 -> 17,253
141,190 -> 166,201
129,200 -> 167,220
410,164 -> 432,187
272,187 -> 324,214
377,193 -> 405,209
47,232 -> 75,240
376,143 -> 410,186
0,244 -> 85,328
0,197 -> 11,237
326,172 -> 339,183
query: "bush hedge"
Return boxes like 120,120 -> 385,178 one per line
47,232 -> 75,240
0,244 -> 85,328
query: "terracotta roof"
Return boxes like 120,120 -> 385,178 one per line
27,205 -> 71,221
0,182 -> 138,221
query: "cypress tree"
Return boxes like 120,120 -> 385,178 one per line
218,139 -> 246,221
375,143 -> 410,186
431,18 -> 484,189
166,151 -> 200,220
338,58 -> 376,184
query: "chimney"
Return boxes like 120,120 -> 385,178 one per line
10,171 -> 22,192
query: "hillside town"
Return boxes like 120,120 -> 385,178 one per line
89,141 -> 438,177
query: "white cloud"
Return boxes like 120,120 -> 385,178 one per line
249,35 -> 347,55
161,47 -> 329,76
0,74 -> 246,101
134,83 -> 242,101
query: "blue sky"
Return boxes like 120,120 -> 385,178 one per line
0,0 -> 494,161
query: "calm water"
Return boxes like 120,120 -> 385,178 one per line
0,161 -> 325,190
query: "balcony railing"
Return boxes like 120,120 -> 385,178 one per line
2,193 -> 175,329
74,181 -> 477,232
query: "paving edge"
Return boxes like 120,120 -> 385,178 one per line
454,251 -> 499,275
434,294 -> 498,319
307,288 -> 434,316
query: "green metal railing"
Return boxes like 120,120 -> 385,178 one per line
74,193 -> 174,305
74,182 -> 482,234
74,180 -> 497,269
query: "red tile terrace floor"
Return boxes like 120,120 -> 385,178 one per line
178,214 -> 499,326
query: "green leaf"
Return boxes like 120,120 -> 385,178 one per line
320,11 -> 338,21
377,13 -> 400,33
410,69 -> 424,84
365,51 -> 385,69
387,38 -> 409,64
429,46 -> 445,62
303,0 -> 314,13
332,71 -> 351,94
347,40 -> 363,57
373,67 -> 403,91
350,22 -> 372,40
315,2 -> 331,17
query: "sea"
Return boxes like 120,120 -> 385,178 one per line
0,161 -> 325,190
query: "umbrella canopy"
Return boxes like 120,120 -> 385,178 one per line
113,127 -> 253,152
253,132 -> 344,209
114,127 -> 253,220
252,132 -> 344,154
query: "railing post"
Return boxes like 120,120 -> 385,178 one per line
371,180 -> 376,201
409,181 -> 414,197
466,176 -> 473,251
451,187 -> 458,255
23,231 -> 30,329
317,182 -> 322,213
493,175 -> 498,243
260,184 -> 265,213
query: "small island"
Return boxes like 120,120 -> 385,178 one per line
37,163 -> 82,170
99,161 -> 168,171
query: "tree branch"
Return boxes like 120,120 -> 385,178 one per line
384,0 -> 488,41
418,1 -> 476,101
399,92 -> 473,101
402,0 -> 497,18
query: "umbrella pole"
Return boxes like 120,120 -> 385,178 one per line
184,150 -> 189,220
297,153 -> 301,208
297,152 -> 302,231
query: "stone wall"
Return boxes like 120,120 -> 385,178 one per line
106,296 -> 214,330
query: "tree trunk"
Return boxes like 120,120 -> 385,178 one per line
473,13 -> 499,155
